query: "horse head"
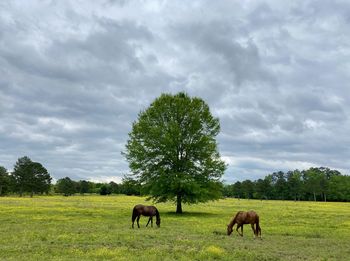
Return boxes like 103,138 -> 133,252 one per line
227,224 -> 233,235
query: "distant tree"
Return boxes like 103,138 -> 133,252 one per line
12,156 -> 32,196
109,181 -> 120,194
56,177 -> 76,196
241,180 -> 254,199
303,168 -> 323,201
120,176 -> 141,196
78,180 -> 91,194
286,170 -> 302,201
232,181 -> 243,199
318,167 -> 341,202
11,156 -> 52,197
222,184 -> 234,197
274,171 -> 287,200
0,166 -> 10,195
255,178 -> 272,200
99,184 -> 111,195
125,93 -> 226,213
328,175 -> 350,201
30,162 -> 52,195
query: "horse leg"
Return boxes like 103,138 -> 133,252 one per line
132,214 -> 136,229
146,217 -> 151,227
256,221 -> 262,239
251,224 -> 256,238
241,225 -> 244,237
136,215 -> 141,228
256,224 -> 262,239
151,216 -> 153,227
236,224 -> 243,237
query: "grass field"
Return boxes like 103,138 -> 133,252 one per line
0,195 -> 349,261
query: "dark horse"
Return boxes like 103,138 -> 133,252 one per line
227,211 -> 261,238
132,204 -> 161,228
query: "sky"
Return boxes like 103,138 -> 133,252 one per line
1,0 -> 349,183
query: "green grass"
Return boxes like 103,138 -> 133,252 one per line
0,195 -> 349,260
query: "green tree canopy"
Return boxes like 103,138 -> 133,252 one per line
303,168 -> 323,201
125,92 -> 226,213
12,156 -> 52,197
286,170 -> 302,201
120,176 -> 141,196
0,166 -> 10,195
109,181 -> 120,194
56,177 -> 76,196
78,180 -> 91,194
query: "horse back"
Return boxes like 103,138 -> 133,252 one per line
143,206 -> 157,216
236,210 -> 259,224
246,211 -> 259,223
133,204 -> 157,216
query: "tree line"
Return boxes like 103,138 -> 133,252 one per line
223,167 -> 350,202
1,157 -> 350,202
54,176 -> 141,196
0,156 -> 141,197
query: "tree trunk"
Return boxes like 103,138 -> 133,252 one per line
324,193 -> 327,202
313,192 -> 316,201
176,194 -> 182,214
0,185 -> 2,196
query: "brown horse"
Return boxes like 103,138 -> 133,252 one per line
132,204 -> 161,228
227,211 -> 261,238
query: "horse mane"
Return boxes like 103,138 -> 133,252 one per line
228,211 -> 239,228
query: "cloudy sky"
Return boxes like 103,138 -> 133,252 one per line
1,0 -> 349,183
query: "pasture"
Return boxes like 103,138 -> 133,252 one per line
0,195 -> 349,260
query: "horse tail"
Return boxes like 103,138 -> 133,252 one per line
132,206 -> 138,222
256,215 -> 261,236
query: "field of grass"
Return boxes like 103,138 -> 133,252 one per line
0,195 -> 349,261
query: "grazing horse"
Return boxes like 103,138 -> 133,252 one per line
132,204 -> 161,228
227,211 -> 261,238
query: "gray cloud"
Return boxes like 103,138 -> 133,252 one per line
1,0 -> 349,183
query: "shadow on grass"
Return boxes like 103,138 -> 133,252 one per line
164,211 -> 220,217
212,230 -> 227,236
304,233 -> 324,239
280,232 -> 324,239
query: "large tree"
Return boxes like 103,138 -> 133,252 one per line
12,156 -> 52,197
125,93 -> 226,213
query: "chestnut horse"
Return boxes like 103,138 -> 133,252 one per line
227,211 -> 261,238
131,204 -> 161,228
